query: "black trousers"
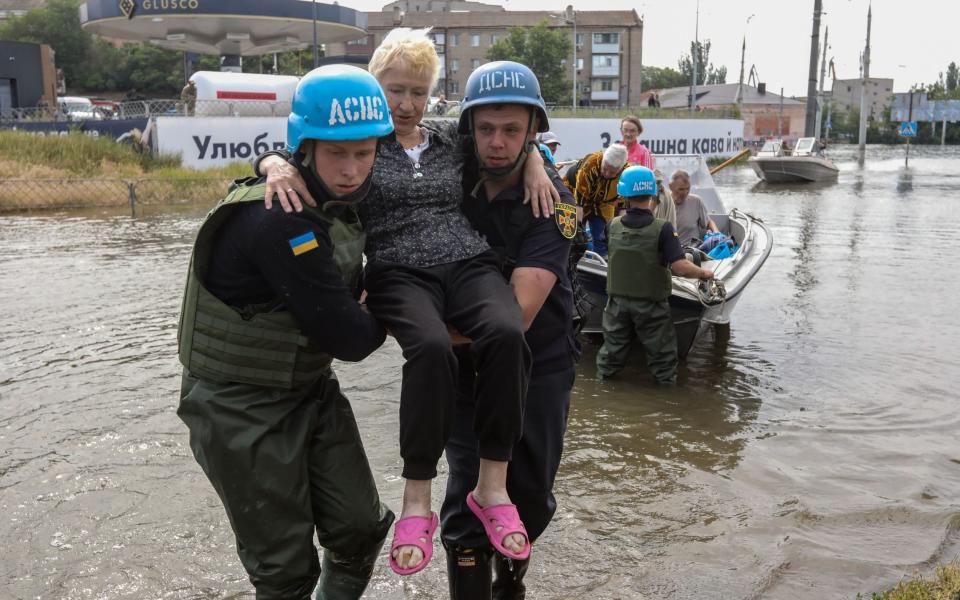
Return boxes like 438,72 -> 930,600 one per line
365,251 -> 531,480
440,362 -> 574,549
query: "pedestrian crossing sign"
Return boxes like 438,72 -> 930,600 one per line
898,121 -> 917,137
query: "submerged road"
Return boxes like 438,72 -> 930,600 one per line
1,144 -> 958,599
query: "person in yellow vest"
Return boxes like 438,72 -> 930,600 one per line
176,65 -> 395,600
597,166 -> 714,384
573,143 -> 628,256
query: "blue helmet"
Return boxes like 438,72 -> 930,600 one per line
458,61 -> 549,134
286,64 -> 393,153
617,165 -> 658,197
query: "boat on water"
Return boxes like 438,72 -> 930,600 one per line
575,154 -> 772,358
748,137 -> 839,183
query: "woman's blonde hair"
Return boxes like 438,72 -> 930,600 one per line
368,27 -> 441,91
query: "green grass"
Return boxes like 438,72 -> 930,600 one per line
0,130 -> 252,210
858,561 -> 960,600
0,129 -> 249,178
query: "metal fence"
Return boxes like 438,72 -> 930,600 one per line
2,98 -> 738,124
0,178 -> 233,214
1,99 -> 292,123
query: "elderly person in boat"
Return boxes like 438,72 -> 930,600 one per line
670,169 -> 718,246
573,143 -> 629,257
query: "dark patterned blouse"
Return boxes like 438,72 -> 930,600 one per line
361,119 -> 489,267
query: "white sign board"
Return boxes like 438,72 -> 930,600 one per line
547,118 -> 745,162
155,116 -> 287,169
156,116 -> 745,170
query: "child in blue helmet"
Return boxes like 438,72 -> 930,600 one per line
177,64 -> 396,599
596,165 -> 714,384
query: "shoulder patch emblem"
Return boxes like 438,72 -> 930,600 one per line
289,231 -> 319,256
554,202 -> 577,240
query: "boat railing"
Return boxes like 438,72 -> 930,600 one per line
582,250 -> 608,267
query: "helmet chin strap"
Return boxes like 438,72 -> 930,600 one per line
469,108 -> 537,198
299,141 -> 376,211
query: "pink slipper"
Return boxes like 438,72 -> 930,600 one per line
388,512 -> 439,575
466,492 -> 530,560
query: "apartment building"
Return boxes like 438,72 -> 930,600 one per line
831,77 -> 894,121
326,3 -> 644,108
0,0 -> 43,22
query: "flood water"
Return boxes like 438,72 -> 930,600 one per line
2,144 -> 959,599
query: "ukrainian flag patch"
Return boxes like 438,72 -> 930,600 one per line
289,231 -> 319,256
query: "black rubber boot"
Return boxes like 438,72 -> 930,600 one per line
445,544 -> 494,600
314,539 -> 384,600
492,554 -> 530,600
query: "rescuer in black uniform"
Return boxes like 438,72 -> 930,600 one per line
440,60 -> 580,600
176,65 -> 395,600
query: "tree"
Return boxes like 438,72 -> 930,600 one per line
947,62 -> 959,92
486,21 -> 571,105
677,40 -> 727,86
0,0 -> 90,87
641,66 -> 687,90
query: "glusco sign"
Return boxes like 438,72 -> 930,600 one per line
328,96 -> 385,126
142,0 -> 200,9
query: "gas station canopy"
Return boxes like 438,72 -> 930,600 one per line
79,0 -> 367,56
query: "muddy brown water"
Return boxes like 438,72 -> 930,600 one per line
2,145 -> 959,599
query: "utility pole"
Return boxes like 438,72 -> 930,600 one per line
779,87 -> 785,139
805,0 -> 823,136
905,90 -> 915,165
689,0 -> 699,113
737,36 -> 746,111
857,3 -> 872,166
825,57 -> 835,141
814,26 -> 828,141
736,15 -> 752,112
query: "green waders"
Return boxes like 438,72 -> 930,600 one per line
179,372 -> 392,600
596,216 -> 678,384
595,295 -> 677,383
177,180 -> 392,600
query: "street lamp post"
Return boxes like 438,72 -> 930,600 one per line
565,5 -> 577,112
689,0 -> 700,113
572,12 -> 577,111
551,7 -> 577,112
312,0 -> 319,69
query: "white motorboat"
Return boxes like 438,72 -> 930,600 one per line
748,137 -> 839,183
575,155 -> 773,358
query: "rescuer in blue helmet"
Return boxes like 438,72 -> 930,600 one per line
458,60 -> 551,196
442,59 -> 582,600
596,165 -> 715,384
177,64 -> 395,600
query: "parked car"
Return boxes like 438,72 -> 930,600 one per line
56,96 -> 102,121
90,98 -> 120,119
